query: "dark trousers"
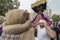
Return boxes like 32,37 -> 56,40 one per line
56,32 -> 60,40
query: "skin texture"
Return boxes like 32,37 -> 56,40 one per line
38,22 -> 44,28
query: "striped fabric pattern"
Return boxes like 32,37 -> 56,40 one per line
0,33 -> 20,40
32,12 -> 44,27
32,12 -> 51,27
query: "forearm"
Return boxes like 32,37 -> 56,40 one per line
45,26 -> 56,38
3,20 -> 31,34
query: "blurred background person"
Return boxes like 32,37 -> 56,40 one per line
0,16 -> 5,36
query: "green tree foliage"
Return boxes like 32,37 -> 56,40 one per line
0,0 -> 20,16
51,14 -> 60,22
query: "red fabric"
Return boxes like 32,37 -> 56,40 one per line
32,12 -> 51,27
32,14 -> 42,27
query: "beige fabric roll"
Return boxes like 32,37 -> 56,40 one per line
2,9 -> 35,40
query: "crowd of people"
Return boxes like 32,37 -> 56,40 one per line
0,9 -> 60,40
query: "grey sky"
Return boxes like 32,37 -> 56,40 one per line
47,0 -> 60,14
18,0 -> 60,14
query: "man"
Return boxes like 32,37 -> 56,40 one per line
35,19 -> 56,40
53,22 -> 60,40
0,16 -> 4,36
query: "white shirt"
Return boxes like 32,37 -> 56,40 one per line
36,25 -> 50,40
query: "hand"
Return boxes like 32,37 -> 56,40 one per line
44,22 -> 48,27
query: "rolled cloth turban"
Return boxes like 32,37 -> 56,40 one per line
38,19 -> 46,23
